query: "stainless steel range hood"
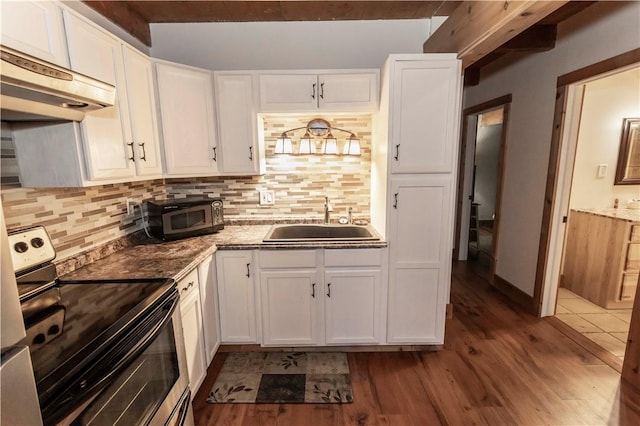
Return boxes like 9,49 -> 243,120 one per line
1,46 -> 116,122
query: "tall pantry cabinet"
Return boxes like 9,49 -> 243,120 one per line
372,54 -> 462,344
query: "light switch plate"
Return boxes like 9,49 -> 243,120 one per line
259,190 -> 275,205
596,164 -> 608,178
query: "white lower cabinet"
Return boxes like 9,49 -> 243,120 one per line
197,255 -> 220,365
258,249 -> 384,347
216,250 -> 258,343
178,268 -> 207,394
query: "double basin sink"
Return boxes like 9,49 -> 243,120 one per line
263,224 -> 380,243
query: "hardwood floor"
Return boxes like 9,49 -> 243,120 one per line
193,261 -> 640,425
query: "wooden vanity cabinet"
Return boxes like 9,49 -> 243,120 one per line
562,210 -> 639,309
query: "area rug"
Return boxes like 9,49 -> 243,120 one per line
206,352 -> 353,404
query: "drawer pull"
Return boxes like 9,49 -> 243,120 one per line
393,193 -> 398,209
138,142 -> 147,161
246,263 -> 251,278
326,283 -> 331,298
312,283 -> 316,298
181,281 -> 194,293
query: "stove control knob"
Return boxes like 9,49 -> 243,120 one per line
14,241 -> 28,253
31,237 -> 45,248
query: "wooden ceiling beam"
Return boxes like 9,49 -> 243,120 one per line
423,1 -> 568,69
83,1 -> 152,46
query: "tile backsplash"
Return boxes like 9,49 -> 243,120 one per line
1,114 -> 372,261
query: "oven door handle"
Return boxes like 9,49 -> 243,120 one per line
42,289 -> 180,424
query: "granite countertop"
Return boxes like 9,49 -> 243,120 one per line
572,208 -> 640,223
59,224 -> 387,283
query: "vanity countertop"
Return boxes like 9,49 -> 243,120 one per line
59,224 -> 387,283
572,208 -> 640,223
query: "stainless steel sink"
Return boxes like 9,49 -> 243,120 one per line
263,224 -> 380,242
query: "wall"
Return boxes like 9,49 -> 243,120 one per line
150,20 -> 431,70
570,67 -> 640,210
463,1 -> 640,296
474,123 -> 502,221
166,114 -> 372,220
1,180 -> 164,261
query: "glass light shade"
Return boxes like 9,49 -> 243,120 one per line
298,133 -> 316,154
343,136 -> 361,156
275,136 -> 293,154
320,133 -> 338,155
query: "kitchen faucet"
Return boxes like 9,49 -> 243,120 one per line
324,196 -> 333,224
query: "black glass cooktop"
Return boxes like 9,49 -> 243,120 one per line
26,278 -> 175,400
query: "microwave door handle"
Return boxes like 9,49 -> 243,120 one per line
41,291 -> 180,424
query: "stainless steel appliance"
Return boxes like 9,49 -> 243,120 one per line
7,225 -> 194,425
145,198 -> 224,241
0,45 -> 116,122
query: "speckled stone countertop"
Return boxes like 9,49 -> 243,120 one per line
573,208 -> 640,222
59,224 -> 387,283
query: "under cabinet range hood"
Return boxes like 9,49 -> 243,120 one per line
0,45 -> 116,122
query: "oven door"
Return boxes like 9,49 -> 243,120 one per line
162,205 -> 213,237
53,294 -> 192,426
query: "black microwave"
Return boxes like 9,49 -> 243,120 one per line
144,198 -> 224,240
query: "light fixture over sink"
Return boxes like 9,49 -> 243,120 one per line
275,118 -> 361,156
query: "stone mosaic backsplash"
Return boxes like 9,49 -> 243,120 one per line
1,114 -> 372,262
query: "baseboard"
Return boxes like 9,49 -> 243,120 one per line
493,274 -> 538,316
218,344 -> 443,353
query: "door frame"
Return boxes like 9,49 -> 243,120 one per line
534,48 -> 640,316
454,94 -> 511,281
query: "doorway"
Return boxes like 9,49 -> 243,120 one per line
454,95 -> 511,281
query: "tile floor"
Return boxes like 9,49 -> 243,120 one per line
555,287 -> 632,362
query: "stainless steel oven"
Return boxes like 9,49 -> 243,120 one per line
9,226 -> 194,426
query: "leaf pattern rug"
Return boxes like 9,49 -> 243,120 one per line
207,352 -> 353,404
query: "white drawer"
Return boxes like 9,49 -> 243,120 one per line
259,250 -> 317,268
631,225 -> 640,242
177,267 -> 199,299
324,248 -> 382,267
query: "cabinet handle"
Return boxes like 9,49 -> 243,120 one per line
138,142 -> 147,161
311,83 -> 316,99
246,263 -> 251,278
393,193 -> 398,209
320,82 -> 324,99
212,146 -> 217,162
181,281 -> 194,293
312,283 -> 316,298
127,142 -> 135,162
249,146 -> 253,161
394,144 -> 400,161
326,283 -> 331,298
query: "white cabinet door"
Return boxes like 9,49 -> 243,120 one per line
318,73 -> 378,111
324,269 -> 381,345
214,73 -> 261,175
198,255 -> 220,365
122,46 -> 162,177
387,175 -> 453,344
1,1 -> 68,67
389,58 -> 460,174
216,251 -> 257,343
260,270 -> 320,346
155,62 -> 220,176
180,289 -> 207,394
63,11 -> 135,180
259,74 -> 318,112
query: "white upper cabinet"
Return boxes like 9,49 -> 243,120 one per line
214,72 -> 264,175
155,61 -> 220,176
63,10 -> 135,181
1,1 -> 69,67
121,46 -> 163,176
258,71 -> 379,113
388,57 -> 461,174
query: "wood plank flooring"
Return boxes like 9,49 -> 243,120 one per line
193,261 -> 640,425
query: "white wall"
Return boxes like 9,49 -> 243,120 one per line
463,2 -> 640,297
150,20 -> 431,70
570,68 -> 640,210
